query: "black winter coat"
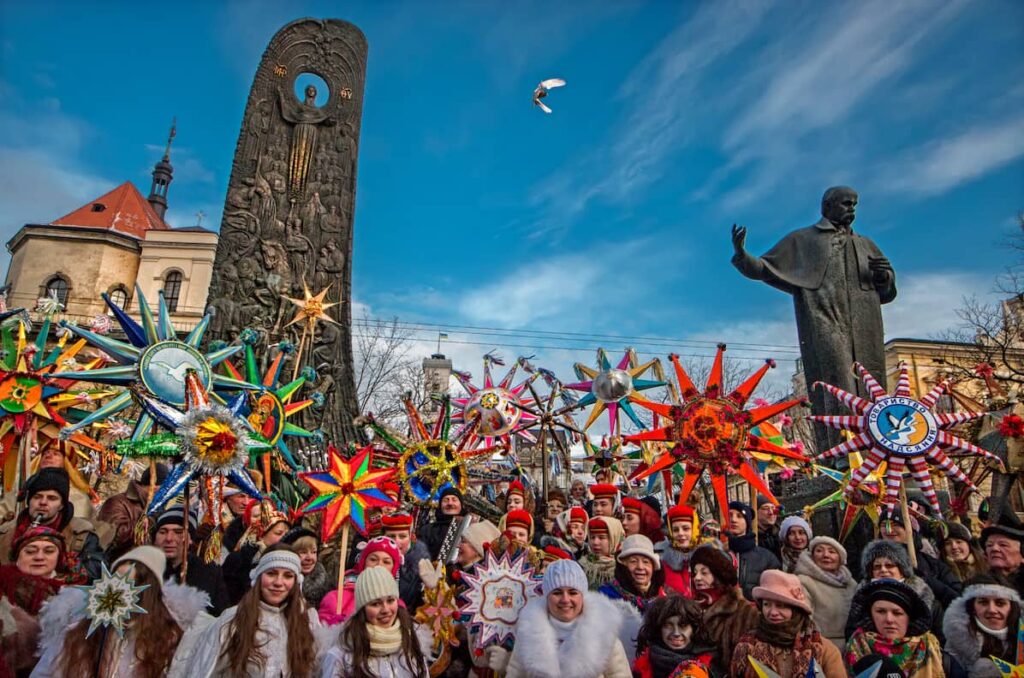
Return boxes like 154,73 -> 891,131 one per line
417,515 -> 457,561
728,533 -> 781,600
399,540 -> 430,610
222,542 -> 260,605
915,548 -> 962,606
164,554 -> 230,615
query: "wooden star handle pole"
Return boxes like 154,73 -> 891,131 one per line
898,479 -> 917,569
335,521 -> 351,615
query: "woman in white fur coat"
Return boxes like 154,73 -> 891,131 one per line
495,559 -> 632,678
942,574 -> 1024,678
793,536 -> 857,650
31,546 -> 211,678
181,545 -> 322,678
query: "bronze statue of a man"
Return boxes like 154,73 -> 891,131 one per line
731,186 -> 896,454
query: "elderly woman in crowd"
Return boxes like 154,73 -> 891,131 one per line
793,535 -> 857,650
845,578 -> 944,678
689,543 -> 759,675
943,574 -> 1023,677
599,534 -> 665,613
729,570 -> 844,677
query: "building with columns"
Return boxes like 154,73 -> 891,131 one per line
3,123 -> 217,332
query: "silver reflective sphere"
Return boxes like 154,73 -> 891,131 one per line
592,369 -> 634,403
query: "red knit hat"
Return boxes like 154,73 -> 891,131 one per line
355,536 -> 403,576
568,507 -> 589,525
588,517 -> 608,534
667,504 -> 697,527
12,526 -> 65,560
381,513 -> 414,531
507,480 -> 525,498
505,509 -> 533,531
621,496 -> 643,515
542,545 -> 573,562
590,484 -> 619,500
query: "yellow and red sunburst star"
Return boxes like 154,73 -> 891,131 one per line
563,348 -> 666,435
450,354 -> 539,450
297,444 -> 397,539
811,361 -> 1000,515
623,344 -> 807,527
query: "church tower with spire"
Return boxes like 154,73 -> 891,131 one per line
147,118 -> 176,219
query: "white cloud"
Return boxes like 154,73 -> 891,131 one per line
882,270 -> 996,339
878,116 -> 1024,196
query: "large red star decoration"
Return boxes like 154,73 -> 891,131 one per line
624,345 -> 806,526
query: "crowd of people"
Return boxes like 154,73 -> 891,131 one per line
2,464 -> 1023,678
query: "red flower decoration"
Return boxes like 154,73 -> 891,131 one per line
1000,414 -> 1024,439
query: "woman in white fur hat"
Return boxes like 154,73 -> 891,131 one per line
181,544 -> 321,677
32,545 -> 211,678
320,565 -> 430,677
491,558 -> 632,678
942,573 -> 1024,677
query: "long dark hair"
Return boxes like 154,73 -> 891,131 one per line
341,605 -> 427,678
966,597 -> 1021,662
221,544 -> 316,677
58,564 -> 182,678
613,559 -> 666,597
635,594 -> 703,654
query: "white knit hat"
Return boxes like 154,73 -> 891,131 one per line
780,515 -> 813,541
250,548 -> 303,586
809,536 -> 847,565
355,565 -> 399,612
617,534 -> 660,570
113,545 -> 166,580
542,558 -> 588,597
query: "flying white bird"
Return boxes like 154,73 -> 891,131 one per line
533,78 -> 566,114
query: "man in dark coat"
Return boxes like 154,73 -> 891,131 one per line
981,508 -> 1024,598
726,501 -> 781,600
152,507 -> 230,614
756,496 -> 782,558
732,186 -> 896,452
416,487 -> 467,560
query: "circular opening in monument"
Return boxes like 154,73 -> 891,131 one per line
294,73 -> 330,108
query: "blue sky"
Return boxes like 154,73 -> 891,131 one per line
1,0 -> 1022,401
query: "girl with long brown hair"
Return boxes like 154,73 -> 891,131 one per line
320,566 -> 428,678
32,545 -> 210,678
183,544 -> 320,677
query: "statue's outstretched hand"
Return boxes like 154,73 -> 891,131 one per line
731,224 -> 747,255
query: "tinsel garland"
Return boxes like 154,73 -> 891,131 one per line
114,433 -> 180,457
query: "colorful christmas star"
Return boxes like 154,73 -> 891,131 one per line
74,563 -> 149,638
458,549 -> 543,649
624,346 -> 806,526
298,444 -> 397,539
365,397 -> 504,506
414,570 -> 462,656
52,284 -> 250,441
451,354 -> 539,450
806,451 -> 886,540
991,657 -> 1024,678
812,361 -> 1000,514
563,348 -> 666,434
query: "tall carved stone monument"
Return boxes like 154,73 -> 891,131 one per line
731,187 -> 897,456
206,18 -> 367,445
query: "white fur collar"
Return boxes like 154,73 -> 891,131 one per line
942,594 -> 1006,677
511,592 -> 624,678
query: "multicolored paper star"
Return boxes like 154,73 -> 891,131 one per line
812,361 -> 1000,514
298,444 -> 397,539
451,354 -> 539,449
624,346 -> 806,526
458,549 -> 543,649
991,656 -> 1024,678
806,452 -> 886,540
564,348 -> 666,434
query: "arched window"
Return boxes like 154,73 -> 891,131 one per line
162,271 -> 183,313
44,276 -> 69,308
108,287 -> 129,315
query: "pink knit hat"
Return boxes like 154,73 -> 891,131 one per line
752,569 -> 813,614
355,536 -> 403,577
